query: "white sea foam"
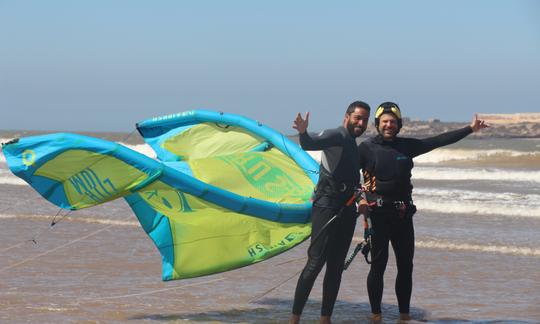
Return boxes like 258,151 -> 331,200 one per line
352,237 -> 540,257
306,151 -> 322,163
415,187 -> 540,205
414,188 -> 540,218
0,138 -> 13,144
0,177 -> 26,186
414,239 -> 540,257
412,167 -> 540,183
0,169 -> 26,185
416,200 -> 540,218
119,142 -> 156,159
414,148 -> 539,164
0,148 -> 6,163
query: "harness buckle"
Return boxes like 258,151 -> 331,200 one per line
376,198 -> 383,207
395,201 -> 406,208
395,201 -> 407,217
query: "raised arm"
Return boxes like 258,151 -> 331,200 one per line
292,112 -> 343,150
411,114 -> 488,157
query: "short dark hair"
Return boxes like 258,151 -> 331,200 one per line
346,100 -> 371,115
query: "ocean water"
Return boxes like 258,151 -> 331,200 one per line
0,134 -> 539,323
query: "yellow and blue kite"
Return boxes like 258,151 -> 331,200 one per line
2,110 -> 319,280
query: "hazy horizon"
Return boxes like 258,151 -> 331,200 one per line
1,1 -> 539,133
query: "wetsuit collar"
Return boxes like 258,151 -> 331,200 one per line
374,134 -> 396,144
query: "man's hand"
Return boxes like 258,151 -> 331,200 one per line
470,114 -> 489,132
293,112 -> 310,134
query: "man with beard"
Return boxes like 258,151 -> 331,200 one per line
290,101 -> 371,324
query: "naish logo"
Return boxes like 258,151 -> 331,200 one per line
22,149 -> 36,166
218,153 -> 304,198
68,167 -> 118,203
143,189 -> 193,212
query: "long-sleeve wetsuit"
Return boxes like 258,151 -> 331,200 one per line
292,126 -> 360,317
358,126 -> 473,314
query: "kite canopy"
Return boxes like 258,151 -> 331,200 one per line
2,110 -> 319,280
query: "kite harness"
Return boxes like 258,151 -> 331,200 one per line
307,187 -> 368,259
342,186 -> 377,269
344,194 -> 417,269
344,212 -> 373,269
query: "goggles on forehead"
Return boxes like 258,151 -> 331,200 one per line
375,105 -> 401,120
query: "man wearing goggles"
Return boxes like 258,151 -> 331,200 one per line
359,102 -> 487,321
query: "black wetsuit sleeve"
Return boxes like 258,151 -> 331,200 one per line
357,142 -> 368,169
410,126 -> 473,157
299,129 -> 343,151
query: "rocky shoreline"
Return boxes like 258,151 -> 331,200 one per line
370,118 -> 540,139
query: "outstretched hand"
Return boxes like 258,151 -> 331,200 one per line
470,114 -> 489,132
293,112 -> 310,134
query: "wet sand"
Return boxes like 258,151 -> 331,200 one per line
0,186 -> 540,323
1,189 -> 539,323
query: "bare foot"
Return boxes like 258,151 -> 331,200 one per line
290,314 -> 300,324
370,313 -> 382,322
320,315 -> 331,324
399,313 -> 411,321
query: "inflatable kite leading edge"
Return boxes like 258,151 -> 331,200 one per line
1,110 -> 319,280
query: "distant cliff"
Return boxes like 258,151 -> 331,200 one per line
363,115 -> 540,138
477,113 -> 540,124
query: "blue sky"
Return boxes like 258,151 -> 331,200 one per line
1,0 -> 539,133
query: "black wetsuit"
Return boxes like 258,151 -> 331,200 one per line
292,126 -> 360,317
358,126 -> 473,314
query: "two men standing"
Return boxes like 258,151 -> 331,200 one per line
290,101 -> 487,323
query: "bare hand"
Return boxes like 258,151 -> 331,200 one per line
470,114 -> 489,132
292,112 -> 310,134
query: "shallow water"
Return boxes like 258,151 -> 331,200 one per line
1,184 -> 539,323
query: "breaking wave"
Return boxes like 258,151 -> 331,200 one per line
352,237 -> 540,257
412,167 -> 540,184
414,148 -> 540,166
415,239 -> 540,257
414,188 -> 540,218
0,169 -> 26,185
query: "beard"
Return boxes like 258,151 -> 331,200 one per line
347,123 -> 365,138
